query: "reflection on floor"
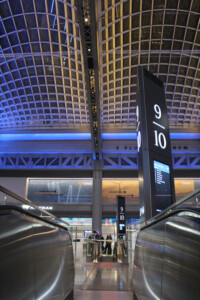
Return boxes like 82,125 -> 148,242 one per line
74,260 -> 133,299
82,262 -> 132,291
74,290 -> 133,300
73,232 -> 136,300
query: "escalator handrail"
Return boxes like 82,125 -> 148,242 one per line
146,188 -> 200,224
0,185 -> 70,229
140,206 -> 200,232
0,204 -> 70,232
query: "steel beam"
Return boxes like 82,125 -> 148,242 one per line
0,152 -> 199,169
75,0 -> 102,161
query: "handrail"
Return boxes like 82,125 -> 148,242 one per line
147,188 -> 200,224
0,185 -> 70,229
0,204 -> 70,232
139,188 -> 200,231
140,207 -> 200,232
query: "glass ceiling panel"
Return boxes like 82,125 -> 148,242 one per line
0,0 -> 89,129
0,0 -> 199,132
98,0 -> 200,130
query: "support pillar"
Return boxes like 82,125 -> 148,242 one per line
92,160 -> 102,233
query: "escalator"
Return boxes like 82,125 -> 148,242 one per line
133,189 -> 200,300
0,186 -> 74,300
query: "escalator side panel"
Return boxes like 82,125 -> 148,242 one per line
133,211 -> 200,300
61,229 -> 75,299
33,221 -> 65,300
0,211 -> 35,300
162,214 -> 200,300
133,230 -> 145,298
0,209 -> 74,300
133,222 -> 165,300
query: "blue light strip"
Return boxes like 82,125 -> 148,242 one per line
0,133 -> 91,141
102,133 -> 200,140
172,151 -> 200,154
102,133 -> 137,140
170,133 -> 200,139
0,132 -> 199,141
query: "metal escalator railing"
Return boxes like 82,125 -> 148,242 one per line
133,189 -> 200,300
0,184 -> 70,230
0,185 -> 74,300
146,188 -> 200,227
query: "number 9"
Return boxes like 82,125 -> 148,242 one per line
154,104 -> 161,119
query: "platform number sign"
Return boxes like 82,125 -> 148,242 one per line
153,104 -> 167,149
138,67 -> 171,157
137,103 -> 168,153
117,196 -> 126,235
136,66 -> 175,222
136,105 -> 141,152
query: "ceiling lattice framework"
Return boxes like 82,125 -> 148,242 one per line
0,0 -> 199,133
0,0 -> 89,129
98,0 -> 200,130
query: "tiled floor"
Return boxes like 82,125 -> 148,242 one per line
74,255 -> 133,299
82,262 -> 132,291
72,233 -> 136,299
74,290 -> 133,300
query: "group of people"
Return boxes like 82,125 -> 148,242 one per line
88,231 -> 113,255
101,234 -> 112,255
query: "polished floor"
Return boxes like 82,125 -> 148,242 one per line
74,290 -> 133,300
73,241 -> 134,300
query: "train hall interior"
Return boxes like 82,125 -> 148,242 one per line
0,0 -> 199,299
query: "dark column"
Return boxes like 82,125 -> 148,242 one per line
136,66 -> 175,224
92,160 -> 102,233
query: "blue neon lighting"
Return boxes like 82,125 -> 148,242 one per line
170,133 -> 200,139
102,133 -> 137,140
0,133 -> 91,141
172,151 -> 200,154
102,133 -> 200,140
0,132 -> 198,142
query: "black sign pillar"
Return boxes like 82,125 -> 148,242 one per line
136,66 -> 175,224
117,196 -> 126,235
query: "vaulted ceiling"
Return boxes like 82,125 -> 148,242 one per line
0,0 -> 199,136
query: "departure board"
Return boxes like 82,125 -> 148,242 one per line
154,160 -> 172,212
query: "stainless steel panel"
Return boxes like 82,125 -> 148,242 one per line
0,211 -> 35,300
60,229 -> 74,299
133,223 -> 165,300
0,208 -> 74,300
162,213 -> 200,300
133,210 -> 200,300
142,222 -> 165,300
133,230 -> 145,297
33,221 -> 65,300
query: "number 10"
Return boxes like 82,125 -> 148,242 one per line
154,130 -> 166,149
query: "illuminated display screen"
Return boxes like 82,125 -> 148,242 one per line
27,179 -> 93,203
62,218 -> 92,226
154,160 -> 172,212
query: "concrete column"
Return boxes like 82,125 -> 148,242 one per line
92,160 -> 102,233
194,179 -> 200,190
